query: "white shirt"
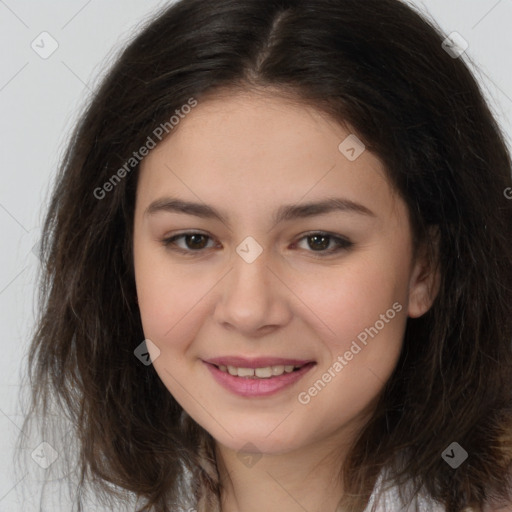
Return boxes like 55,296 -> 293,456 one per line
363,470 -> 448,512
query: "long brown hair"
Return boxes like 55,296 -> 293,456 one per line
16,0 -> 512,510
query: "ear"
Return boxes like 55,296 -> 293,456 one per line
407,226 -> 441,318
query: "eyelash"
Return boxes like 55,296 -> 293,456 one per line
160,231 -> 354,257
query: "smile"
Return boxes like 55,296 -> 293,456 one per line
203,360 -> 316,397
216,363 -> 304,378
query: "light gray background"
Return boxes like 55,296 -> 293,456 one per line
0,1 -> 511,510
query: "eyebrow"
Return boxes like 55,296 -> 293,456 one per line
144,196 -> 376,228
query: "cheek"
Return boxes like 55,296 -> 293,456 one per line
133,239 -> 194,344
134,259 -> 211,406
291,249 -> 410,421
294,251 -> 410,356
135,262 -> 205,345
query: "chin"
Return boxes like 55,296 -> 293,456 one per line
210,424 -> 307,455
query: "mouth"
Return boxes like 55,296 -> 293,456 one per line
202,358 -> 316,397
209,362 -> 311,378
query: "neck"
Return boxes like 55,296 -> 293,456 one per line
215,431 -> 357,512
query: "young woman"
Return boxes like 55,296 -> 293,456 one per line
17,0 -> 512,511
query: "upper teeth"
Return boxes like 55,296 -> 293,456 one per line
218,364 -> 300,378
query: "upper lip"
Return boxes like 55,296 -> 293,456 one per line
204,356 -> 315,368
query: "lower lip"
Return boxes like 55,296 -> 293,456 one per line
203,361 -> 316,397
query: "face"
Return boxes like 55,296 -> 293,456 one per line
132,89 -> 437,456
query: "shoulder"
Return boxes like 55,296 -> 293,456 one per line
364,469 -> 512,512
363,470 -> 443,512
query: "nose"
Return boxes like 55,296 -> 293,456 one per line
213,249 -> 293,336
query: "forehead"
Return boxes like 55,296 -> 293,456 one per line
136,90 -> 400,223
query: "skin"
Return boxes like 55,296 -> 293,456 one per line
132,88 -> 440,512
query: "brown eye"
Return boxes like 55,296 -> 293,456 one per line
182,234 -> 209,250
161,232 -> 216,253
294,232 -> 354,256
306,234 -> 331,251
161,231 -> 353,257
